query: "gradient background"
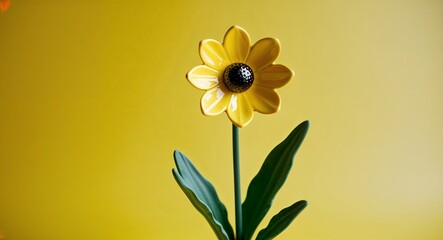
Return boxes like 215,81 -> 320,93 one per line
1,0 -> 442,239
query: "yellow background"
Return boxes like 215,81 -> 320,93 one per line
1,0 -> 442,239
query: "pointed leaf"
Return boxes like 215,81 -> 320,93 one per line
172,150 -> 235,240
242,121 -> 309,240
256,200 -> 308,240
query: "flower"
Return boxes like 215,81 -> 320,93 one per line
186,26 -> 294,127
0,0 -> 10,13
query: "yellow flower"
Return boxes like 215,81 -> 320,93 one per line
186,26 -> 294,127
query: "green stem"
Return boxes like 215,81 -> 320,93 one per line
232,125 -> 243,240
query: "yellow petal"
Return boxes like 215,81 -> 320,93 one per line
223,26 -> 251,63
246,37 -> 281,71
227,93 -> 253,128
255,64 -> 293,88
199,39 -> 230,71
246,86 -> 281,114
201,87 -> 232,116
187,65 -> 221,90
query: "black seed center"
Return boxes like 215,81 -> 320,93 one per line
223,63 -> 254,93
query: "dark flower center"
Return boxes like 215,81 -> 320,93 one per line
223,63 -> 254,93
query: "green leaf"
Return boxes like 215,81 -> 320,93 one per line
242,121 -> 309,240
172,150 -> 235,240
256,200 -> 308,240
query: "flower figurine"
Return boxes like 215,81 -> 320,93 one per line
187,26 -> 294,127
173,26 -> 309,240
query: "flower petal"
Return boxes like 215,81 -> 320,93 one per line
227,93 -> 253,128
246,86 -> 281,114
187,65 -> 221,90
199,39 -> 230,71
223,26 -> 251,63
201,87 -> 232,116
246,37 -> 281,71
255,64 -> 293,88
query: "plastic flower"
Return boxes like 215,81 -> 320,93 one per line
187,26 -> 294,127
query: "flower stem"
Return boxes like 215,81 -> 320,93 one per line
232,124 -> 243,240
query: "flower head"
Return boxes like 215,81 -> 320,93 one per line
187,26 -> 293,127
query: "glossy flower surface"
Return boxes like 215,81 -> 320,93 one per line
187,26 -> 294,127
